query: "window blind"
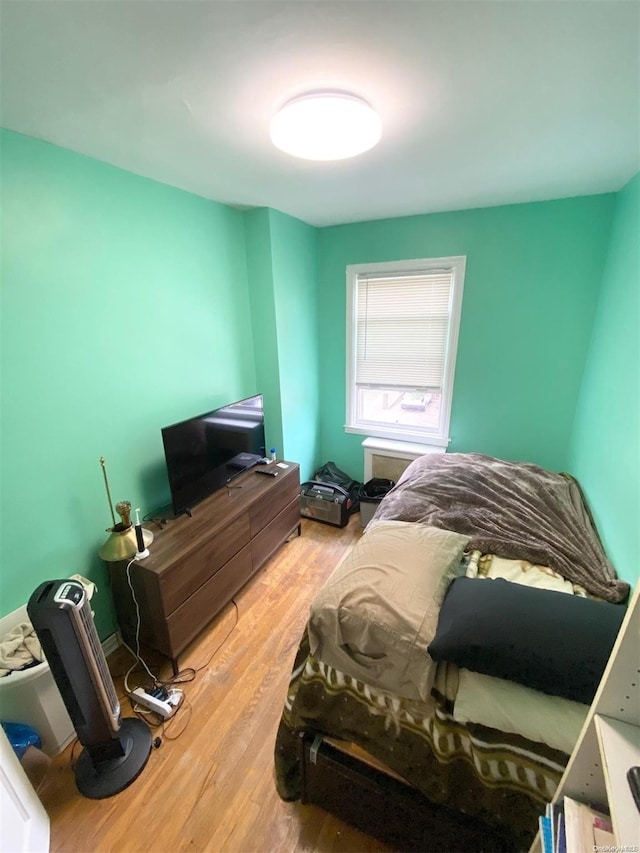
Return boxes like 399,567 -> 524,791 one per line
355,270 -> 453,389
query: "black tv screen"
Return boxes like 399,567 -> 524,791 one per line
161,394 -> 266,516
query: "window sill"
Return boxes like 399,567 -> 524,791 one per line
345,425 -> 449,449
361,436 -> 447,457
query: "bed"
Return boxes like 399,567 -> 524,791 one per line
274,453 -> 629,851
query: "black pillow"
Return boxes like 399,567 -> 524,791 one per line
427,577 -> 625,705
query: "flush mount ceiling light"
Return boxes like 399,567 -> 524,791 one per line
270,92 -> 382,161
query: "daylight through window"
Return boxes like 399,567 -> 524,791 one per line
345,256 -> 466,446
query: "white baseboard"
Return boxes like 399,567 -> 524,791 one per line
102,631 -> 121,659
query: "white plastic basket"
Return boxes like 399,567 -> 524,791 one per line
0,604 -> 75,756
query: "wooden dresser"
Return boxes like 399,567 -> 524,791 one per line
107,461 -> 300,671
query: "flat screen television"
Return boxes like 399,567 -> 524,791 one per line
161,393 -> 266,516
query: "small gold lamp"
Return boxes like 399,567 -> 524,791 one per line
98,459 -> 153,562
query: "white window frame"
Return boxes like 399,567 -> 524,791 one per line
345,255 -> 466,447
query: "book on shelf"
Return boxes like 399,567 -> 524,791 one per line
563,795 -> 614,853
555,808 -> 566,853
539,813 -> 553,853
541,801 -> 566,853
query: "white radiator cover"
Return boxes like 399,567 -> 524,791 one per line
362,437 -> 445,482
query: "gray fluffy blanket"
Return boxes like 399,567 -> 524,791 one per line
373,453 -> 629,603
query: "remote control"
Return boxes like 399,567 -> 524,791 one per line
256,468 -> 278,477
628,765 -> 640,813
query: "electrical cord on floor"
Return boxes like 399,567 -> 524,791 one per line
193,597 -> 239,673
121,559 -> 193,734
123,557 -> 160,695
131,706 -> 164,728
160,696 -> 193,741
116,571 -> 239,742
155,667 -> 196,688
69,736 -> 81,770
147,596 -> 240,690
63,575 -> 239,773
122,560 -> 196,689
127,687 -> 191,740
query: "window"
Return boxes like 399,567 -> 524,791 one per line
345,256 -> 466,446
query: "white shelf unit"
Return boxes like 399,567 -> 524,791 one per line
595,715 -> 640,845
530,581 -> 640,851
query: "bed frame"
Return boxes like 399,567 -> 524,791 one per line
297,732 -> 518,852
285,453 -> 628,851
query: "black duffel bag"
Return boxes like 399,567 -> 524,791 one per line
313,461 -> 362,514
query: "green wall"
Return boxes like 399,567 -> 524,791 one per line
0,130 -> 257,637
244,208 -> 284,457
268,209 -> 320,481
1,125 -> 634,640
317,196 -> 616,480
244,209 -> 320,481
568,173 -> 640,586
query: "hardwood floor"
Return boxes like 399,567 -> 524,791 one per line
38,515 -> 392,853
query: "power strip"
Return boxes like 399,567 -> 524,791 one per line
129,687 -> 174,719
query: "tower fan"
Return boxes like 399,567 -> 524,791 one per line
27,579 -> 151,799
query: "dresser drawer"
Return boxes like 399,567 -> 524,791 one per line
107,462 -> 300,669
166,544 -> 253,656
249,468 -> 300,537
251,496 -> 300,570
160,511 -> 250,614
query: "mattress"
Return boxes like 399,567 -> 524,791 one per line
274,453 -> 626,846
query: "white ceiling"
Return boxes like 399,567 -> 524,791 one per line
1,1 -> 639,227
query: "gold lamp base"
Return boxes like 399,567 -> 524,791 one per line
99,524 -> 154,562
97,462 -> 154,562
